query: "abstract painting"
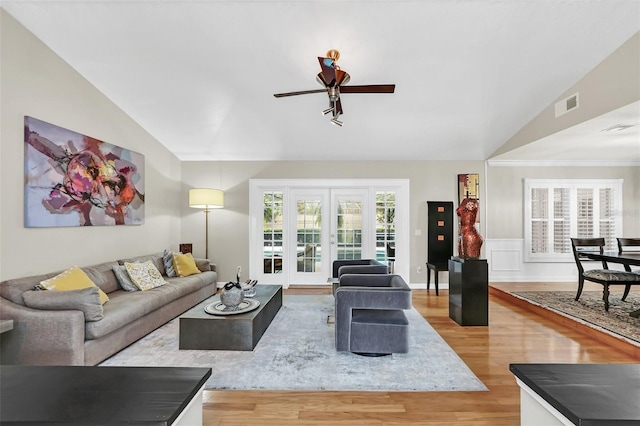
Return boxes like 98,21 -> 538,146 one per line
24,116 -> 145,227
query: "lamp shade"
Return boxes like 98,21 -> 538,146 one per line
189,188 -> 224,209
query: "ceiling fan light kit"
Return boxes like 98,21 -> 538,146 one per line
274,50 -> 395,125
330,117 -> 344,127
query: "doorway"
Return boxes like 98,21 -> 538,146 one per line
249,179 -> 409,287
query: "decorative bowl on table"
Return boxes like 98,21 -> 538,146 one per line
242,279 -> 258,298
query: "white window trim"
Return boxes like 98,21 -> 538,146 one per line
523,178 -> 623,263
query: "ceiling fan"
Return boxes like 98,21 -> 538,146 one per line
273,49 -> 395,126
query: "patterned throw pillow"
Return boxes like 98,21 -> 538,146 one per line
163,249 -> 177,278
112,265 -> 139,292
40,266 -> 109,305
124,260 -> 168,291
172,252 -> 202,277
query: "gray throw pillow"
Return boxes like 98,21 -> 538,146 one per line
23,287 -> 104,322
112,265 -> 139,292
163,249 -> 177,278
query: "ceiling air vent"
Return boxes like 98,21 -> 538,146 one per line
601,124 -> 636,132
555,93 -> 579,118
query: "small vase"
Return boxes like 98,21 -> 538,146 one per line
220,281 -> 244,308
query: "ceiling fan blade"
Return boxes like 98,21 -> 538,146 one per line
274,89 -> 327,98
318,57 -> 336,87
340,84 -> 395,94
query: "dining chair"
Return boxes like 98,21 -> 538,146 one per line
617,237 -> 640,272
570,238 -> 640,311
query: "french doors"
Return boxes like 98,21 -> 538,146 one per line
250,179 -> 408,288
288,188 -> 370,285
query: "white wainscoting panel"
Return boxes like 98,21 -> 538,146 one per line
485,239 -> 578,282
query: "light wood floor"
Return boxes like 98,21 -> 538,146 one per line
202,283 -> 639,425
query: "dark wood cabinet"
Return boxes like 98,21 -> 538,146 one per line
448,257 -> 488,326
426,201 -> 454,295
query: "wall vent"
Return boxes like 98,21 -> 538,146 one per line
555,92 -> 579,117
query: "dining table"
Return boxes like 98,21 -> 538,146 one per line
579,250 -> 640,318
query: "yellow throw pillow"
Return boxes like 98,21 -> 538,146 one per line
40,266 -> 109,305
124,260 -> 168,291
172,252 -> 202,277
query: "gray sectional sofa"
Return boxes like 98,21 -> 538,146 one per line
0,253 -> 217,366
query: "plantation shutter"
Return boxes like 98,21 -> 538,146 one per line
553,188 -> 570,255
524,179 -> 622,262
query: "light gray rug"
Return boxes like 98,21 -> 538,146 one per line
100,295 -> 487,391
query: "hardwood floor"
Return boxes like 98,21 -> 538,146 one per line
202,284 -> 639,425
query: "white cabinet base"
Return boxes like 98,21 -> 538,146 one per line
515,378 -> 573,426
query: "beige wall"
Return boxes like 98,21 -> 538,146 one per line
181,161 -> 485,283
492,32 -> 640,158
183,161 -> 639,283
486,165 -> 640,239
0,11 -> 183,280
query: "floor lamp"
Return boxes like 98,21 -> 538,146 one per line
189,188 -> 224,259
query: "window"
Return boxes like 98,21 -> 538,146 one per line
263,191 -> 283,273
524,179 -> 622,262
376,191 -> 396,263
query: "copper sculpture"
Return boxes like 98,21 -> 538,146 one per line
456,197 -> 483,259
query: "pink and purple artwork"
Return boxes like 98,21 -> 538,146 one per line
24,116 -> 145,227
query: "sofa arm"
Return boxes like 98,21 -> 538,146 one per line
0,297 -> 85,365
194,258 -> 216,273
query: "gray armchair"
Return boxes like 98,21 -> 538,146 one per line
335,274 -> 412,355
331,259 -> 388,295
332,259 -> 388,278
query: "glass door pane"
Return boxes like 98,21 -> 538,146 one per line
335,199 -> 362,260
289,189 -> 329,285
262,191 -> 283,274
376,191 -> 396,270
296,199 -> 322,273
331,189 -> 369,264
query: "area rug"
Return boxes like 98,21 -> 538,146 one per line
511,291 -> 640,345
100,295 -> 487,392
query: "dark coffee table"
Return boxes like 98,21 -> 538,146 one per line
179,284 -> 282,351
0,365 -> 211,425
510,363 -> 640,425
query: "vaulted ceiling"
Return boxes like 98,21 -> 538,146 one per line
2,1 -> 639,162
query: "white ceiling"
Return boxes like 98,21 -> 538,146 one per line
2,0 -> 639,162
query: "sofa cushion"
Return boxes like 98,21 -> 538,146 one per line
40,266 -> 109,305
23,287 -> 104,322
172,253 -> 201,277
84,271 -> 215,340
82,261 -> 120,294
118,254 -> 165,276
112,265 -> 139,292
0,271 -> 58,306
124,261 -> 168,291
163,249 -> 178,278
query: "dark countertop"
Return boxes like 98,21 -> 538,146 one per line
510,363 -> 640,426
0,365 -> 211,425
